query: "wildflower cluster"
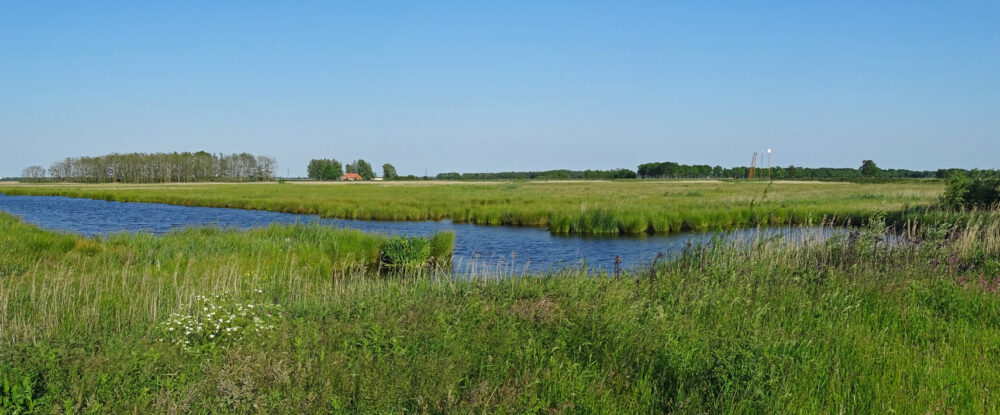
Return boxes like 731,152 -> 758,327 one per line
159,289 -> 283,352
957,274 -> 1000,293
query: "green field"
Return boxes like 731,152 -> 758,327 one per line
2,207 -> 1000,413
0,180 -> 943,234
4,179 -> 998,413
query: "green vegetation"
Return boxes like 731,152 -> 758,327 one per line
0,214 -> 450,283
345,159 -> 376,180
379,236 -> 432,273
860,159 -> 880,177
307,158 -> 344,180
941,173 -> 1000,209
382,163 -> 398,180
0,180 -> 944,235
437,168 -> 638,180
429,230 -> 456,266
23,151 -> 276,183
637,160 -> 1000,180
2,208 -> 1000,412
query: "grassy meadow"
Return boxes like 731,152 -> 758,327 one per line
0,180 -> 943,235
2,207 -> 1000,413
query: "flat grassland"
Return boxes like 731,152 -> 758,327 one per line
0,180 -> 943,234
2,209 -> 999,413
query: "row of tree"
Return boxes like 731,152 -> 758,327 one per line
436,169 -> 637,181
306,158 -> 398,180
19,154 -> 996,183
431,161 -> 999,182
20,152 -> 276,183
637,160 -> 1000,180
637,161 -> 857,179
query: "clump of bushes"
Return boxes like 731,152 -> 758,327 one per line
377,231 -> 455,274
379,236 -> 432,274
941,173 -> 1000,209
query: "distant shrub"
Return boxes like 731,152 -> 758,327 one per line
860,160 -> 880,177
941,173 -> 1000,209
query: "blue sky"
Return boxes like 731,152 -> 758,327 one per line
2,1 -> 998,177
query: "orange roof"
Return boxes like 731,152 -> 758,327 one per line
340,173 -> 363,180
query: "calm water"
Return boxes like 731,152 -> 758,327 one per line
0,194 -> 832,274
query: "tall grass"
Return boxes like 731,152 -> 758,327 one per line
429,230 -> 456,267
2,209 -> 1000,413
0,179 -> 943,235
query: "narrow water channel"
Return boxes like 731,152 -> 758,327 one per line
0,194 -> 834,274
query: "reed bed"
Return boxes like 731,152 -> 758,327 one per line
2,209 -> 999,413
0,180 -> 942,235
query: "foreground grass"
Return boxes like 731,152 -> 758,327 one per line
0,180 -> 942,235
2,210 -> 999,413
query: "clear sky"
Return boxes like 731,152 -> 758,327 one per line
2,1 -> 998,177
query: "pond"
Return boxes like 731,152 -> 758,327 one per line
0,194 -> 833,275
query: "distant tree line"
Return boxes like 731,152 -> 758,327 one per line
20,166 -> 46,180
307,158 -> 397,181
432,163 -> 1000,182
637,160 -> 1000,180
21,151 -> 276,183
436,169 -> 637,181
637,162 -> 860,179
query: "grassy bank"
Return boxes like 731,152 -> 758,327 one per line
2,210 -> 999,413
0,180 -> 943,235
